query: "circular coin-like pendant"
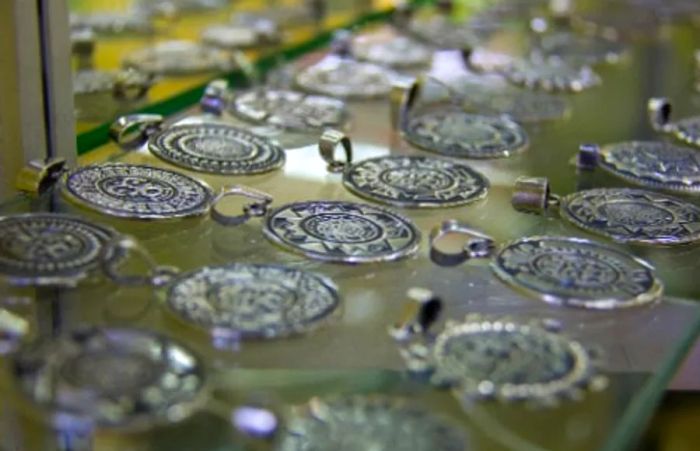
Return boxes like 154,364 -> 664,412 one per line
502,57 -> 601,93
165,263 -> 340,338
352,35 -> 432,68
343,155 -> 489,208
231,89 -> 348,132
263,201 -> 420,263
70,12 -> 153,36
538,32 -> 626,65
148,123 -> 285,174
408,15 -> 481,49
461,84 -> 570,123
559,188 -> 700,246
404,109 -> 528,159
123,40 -> 233,76
295,58 -> 394,99
0,213 -> 116,287
593,141 -> 700,193
492,236 -> 662,309
13,327 -> 205,430
63,163 -> 215,220
278,396 -> 467,451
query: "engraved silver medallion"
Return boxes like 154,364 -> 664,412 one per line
502,56 -> 601,93
123,41 -> 234,76
593,141 -> 700,193
278,396 -> 467,451
343,156 -> 489,208
165,264 -> 340,338
397,314 -> 605,406
352,35 -> 432,68
559,188 -> 700,246
295,57 -> 394,99
148,123 -> 285,175
262,201 -> 420,263
13,327 -> 205,430
62,163 -> 215,220
231,89 -> 348,132
492,236 -> 662,309
0,214 -> 117,287
404,109 -> 528,159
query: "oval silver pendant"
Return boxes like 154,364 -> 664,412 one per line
279,396 -> 467,451
559,188 -> 700,246
492,236 -> 662,309
262,201 -> 420,263
502,56 -> 601,93
12,327 -> 205,430
0,213 -> 116,287
342,155 -> 489,208
231,89 -> 348,132
62,163 -> 215,220
404,109 -> 528,159
165,263 -> 340,338
148,123 -> 285,175
295,58 -> 394,99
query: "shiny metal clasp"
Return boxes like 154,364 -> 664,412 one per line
429,219 -> 496,267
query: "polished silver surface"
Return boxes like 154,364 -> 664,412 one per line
295,56 -> 395,99
502,56 -> 601,93
352,34 -> 432,68
123,40 -> 235,76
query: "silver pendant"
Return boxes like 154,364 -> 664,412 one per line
110,116 -> 285,175
0,213 -> 117,287
502,56 -> 601,93
403,109 -> 529,159
12,327 -> 205,430
263,200 -> 420,264
352,34 -> 433,68
70,12 -> 154,36
200,22 -> 280,50
279,396 -> 467,451
295,57 -> 395,99
648,97 -> 700,148
537,32 -> 626,65
73,69 -> 153,101
165,263 -> 340,338
318,130 -> 489,207
407,15 -> 481,49
393,310 -> 606,407
123,40 -> 235,76
577,140 -> 700,194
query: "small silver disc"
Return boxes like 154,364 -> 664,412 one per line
149,123 -> 285,175
343,155 -> 489,208
352,35 -> 432,68
559,188 -> 700,246
491,236 -> 662,309
63,163 -> 214,220
295,58 -> 394,99
502,57 -> 601,93
165,264 -> 340,338
404,109 -> 528,159
597,141 -> 700,193
263,201 -> 420,263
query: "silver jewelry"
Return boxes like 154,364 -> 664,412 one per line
394,310 -> 606,406
61,163 -> 268,224
263,200 -> 421,264
164,263 -> 340,338
123,40 -> 235,76
648,97 -> 700,148
407,15 -> 480,49
576,141 -> 700,194
537,32 -> 626,65
278,396 -> 467,451
0,213 -> 117,288
512,177 -> 700,246
460,83 -> 570,123
201,22 -> 280,50
352,34 -> 432,68
73,69 -> 153,101
109,116 -> 285,175
12,327 -> 205,430
70,12 -> 154,36
295,57 -> 395,99
502,55 -> 601,93
319,130 -> 489,208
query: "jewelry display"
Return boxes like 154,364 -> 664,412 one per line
501,55 -> 601,93
295,56 -> 396,99
123,41 -> 236,76
352,33 -> 433,68
73,69 -> 153,101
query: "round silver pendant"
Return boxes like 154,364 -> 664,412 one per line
400,314 -> 604,406
200,23 -> 279,49
342,155 -> 489,208
408,16 -> 481,49
538,32 -> 626,65
295,58 -> 394,99
278,396 -> 467,451
63,163 -> 215,220
404,109 -> 528,159
165,264 -> 340,338
262,201 -> 420,264
595,141 -> 700,193
12,327 -> 205,430
559,188 -> 700,246
668,117 -> 700,148
0,213 -> 116,287
148,123 -> 285,175
502,57 -> 601,93
123,41 -> 234,76
492,236 -> 662,309
461,84 -> 570,123
352,35 -> 432,68
70,12 -> 153,36
231,89 -> 348,132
